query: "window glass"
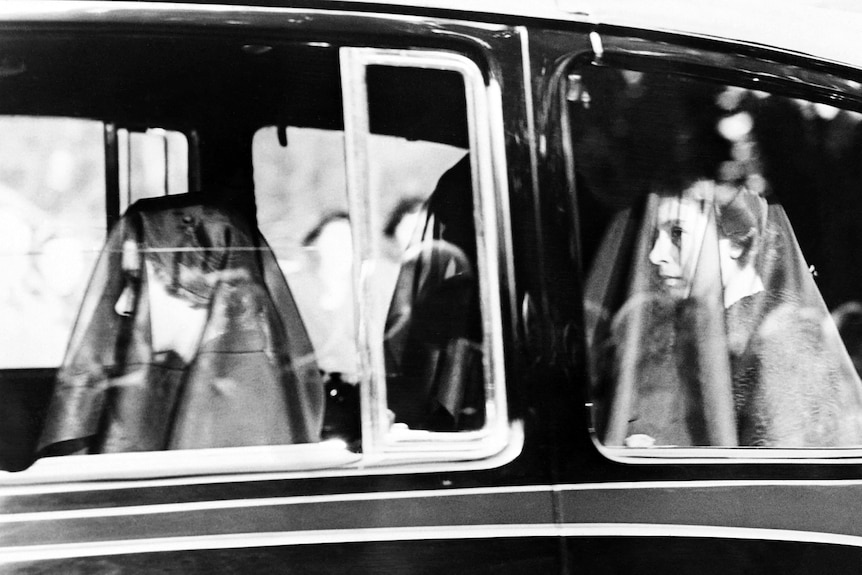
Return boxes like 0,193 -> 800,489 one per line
0,116 -> 105,368
0,34 -> 495,477
364,66 -> 482,433
570,67 -> 862,450
119,128 -> 189,211
253,124 -> 469,438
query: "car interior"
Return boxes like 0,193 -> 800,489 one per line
0,31 -> 480,472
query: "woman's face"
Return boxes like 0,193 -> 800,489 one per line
649,188 -> 758,303
649,194 -> 711,298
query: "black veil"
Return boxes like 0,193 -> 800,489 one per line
586,182 -> 862,447
39,194 -> 324,456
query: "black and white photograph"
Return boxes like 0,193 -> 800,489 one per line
2,0 -> 862,572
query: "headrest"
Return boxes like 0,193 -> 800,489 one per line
121,193 -> 261,307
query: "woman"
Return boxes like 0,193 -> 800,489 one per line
595,180 -> 862,447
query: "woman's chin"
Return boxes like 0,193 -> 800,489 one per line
659,278 -> 688,299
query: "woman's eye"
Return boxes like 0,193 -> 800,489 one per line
670,225 -> 684,245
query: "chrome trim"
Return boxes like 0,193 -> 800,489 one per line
0,483 -> 554,524
483,67 -> 516,448
552,522 -> 862,547
3,522 -> 862,564
14,477 -> 862,523
10,475 -> 862,520
596,442 -> 862,464
0,1 -> 509,32
0,0 -> 569,22
519,26 -> 550,321
339,47 -> 386,457
0,422 -> 523,492
338,48 -> 511,455
0,442 -> 361,485
487,68 -> 519,425
589,31 -> 603,62
554,478 -> 862,490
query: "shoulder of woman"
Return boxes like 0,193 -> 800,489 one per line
745,301 -> 861,446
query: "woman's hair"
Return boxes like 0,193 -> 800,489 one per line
670,180 -> 768,266
714,185 -> 768,266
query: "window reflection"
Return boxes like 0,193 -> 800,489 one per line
574,68 -> 862,448
0,118 -> 105,368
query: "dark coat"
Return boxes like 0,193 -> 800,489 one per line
603,290 -> 862,447
731,296 -> 862,447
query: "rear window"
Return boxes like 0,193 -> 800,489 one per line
567,66 -> 862,453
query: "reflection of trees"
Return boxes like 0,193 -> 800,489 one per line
253,126 -> 465,260
0,185 -> 92,367
0,118 -> 104,217
747,95 -> 862,308
253,127 -> 465,379
571,68 -> 730,209
0,118 -> 105,368
573,67 -> 862,310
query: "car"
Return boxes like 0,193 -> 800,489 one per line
3,0 -> 862,572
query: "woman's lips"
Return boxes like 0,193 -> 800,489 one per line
658,275 -> 685,290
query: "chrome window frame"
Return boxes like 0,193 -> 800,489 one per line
340,47 -> 511,461
562,34 -> 862,463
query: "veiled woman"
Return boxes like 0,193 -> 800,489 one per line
591,180 -> 862,447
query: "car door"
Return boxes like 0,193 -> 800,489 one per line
0,3 -> 565,573
533,23 -> 862,573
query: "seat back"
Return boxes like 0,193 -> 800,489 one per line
39,193 -> 323,455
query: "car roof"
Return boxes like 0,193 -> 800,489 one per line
2,1 -> 862,70
302,0 -> 862,70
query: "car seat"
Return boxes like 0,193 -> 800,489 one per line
38,193 -> 324,455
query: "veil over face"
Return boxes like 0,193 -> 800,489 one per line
566,65 -> 862,449
586,180 -> 862,447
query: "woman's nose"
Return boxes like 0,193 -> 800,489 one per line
649,231 -> 671,266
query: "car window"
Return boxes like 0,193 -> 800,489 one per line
253,125 -> 468,439
118,127 -> 189,210
0,119 -> 188,371
568,66 -> 862,452
254,126 -> 467,379
0,34 -> 508,479
0,117 -> 106,369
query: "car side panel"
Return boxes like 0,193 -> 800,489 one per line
5,538 -> 561,574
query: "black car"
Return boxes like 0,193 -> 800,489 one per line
3,0 -> 862,572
